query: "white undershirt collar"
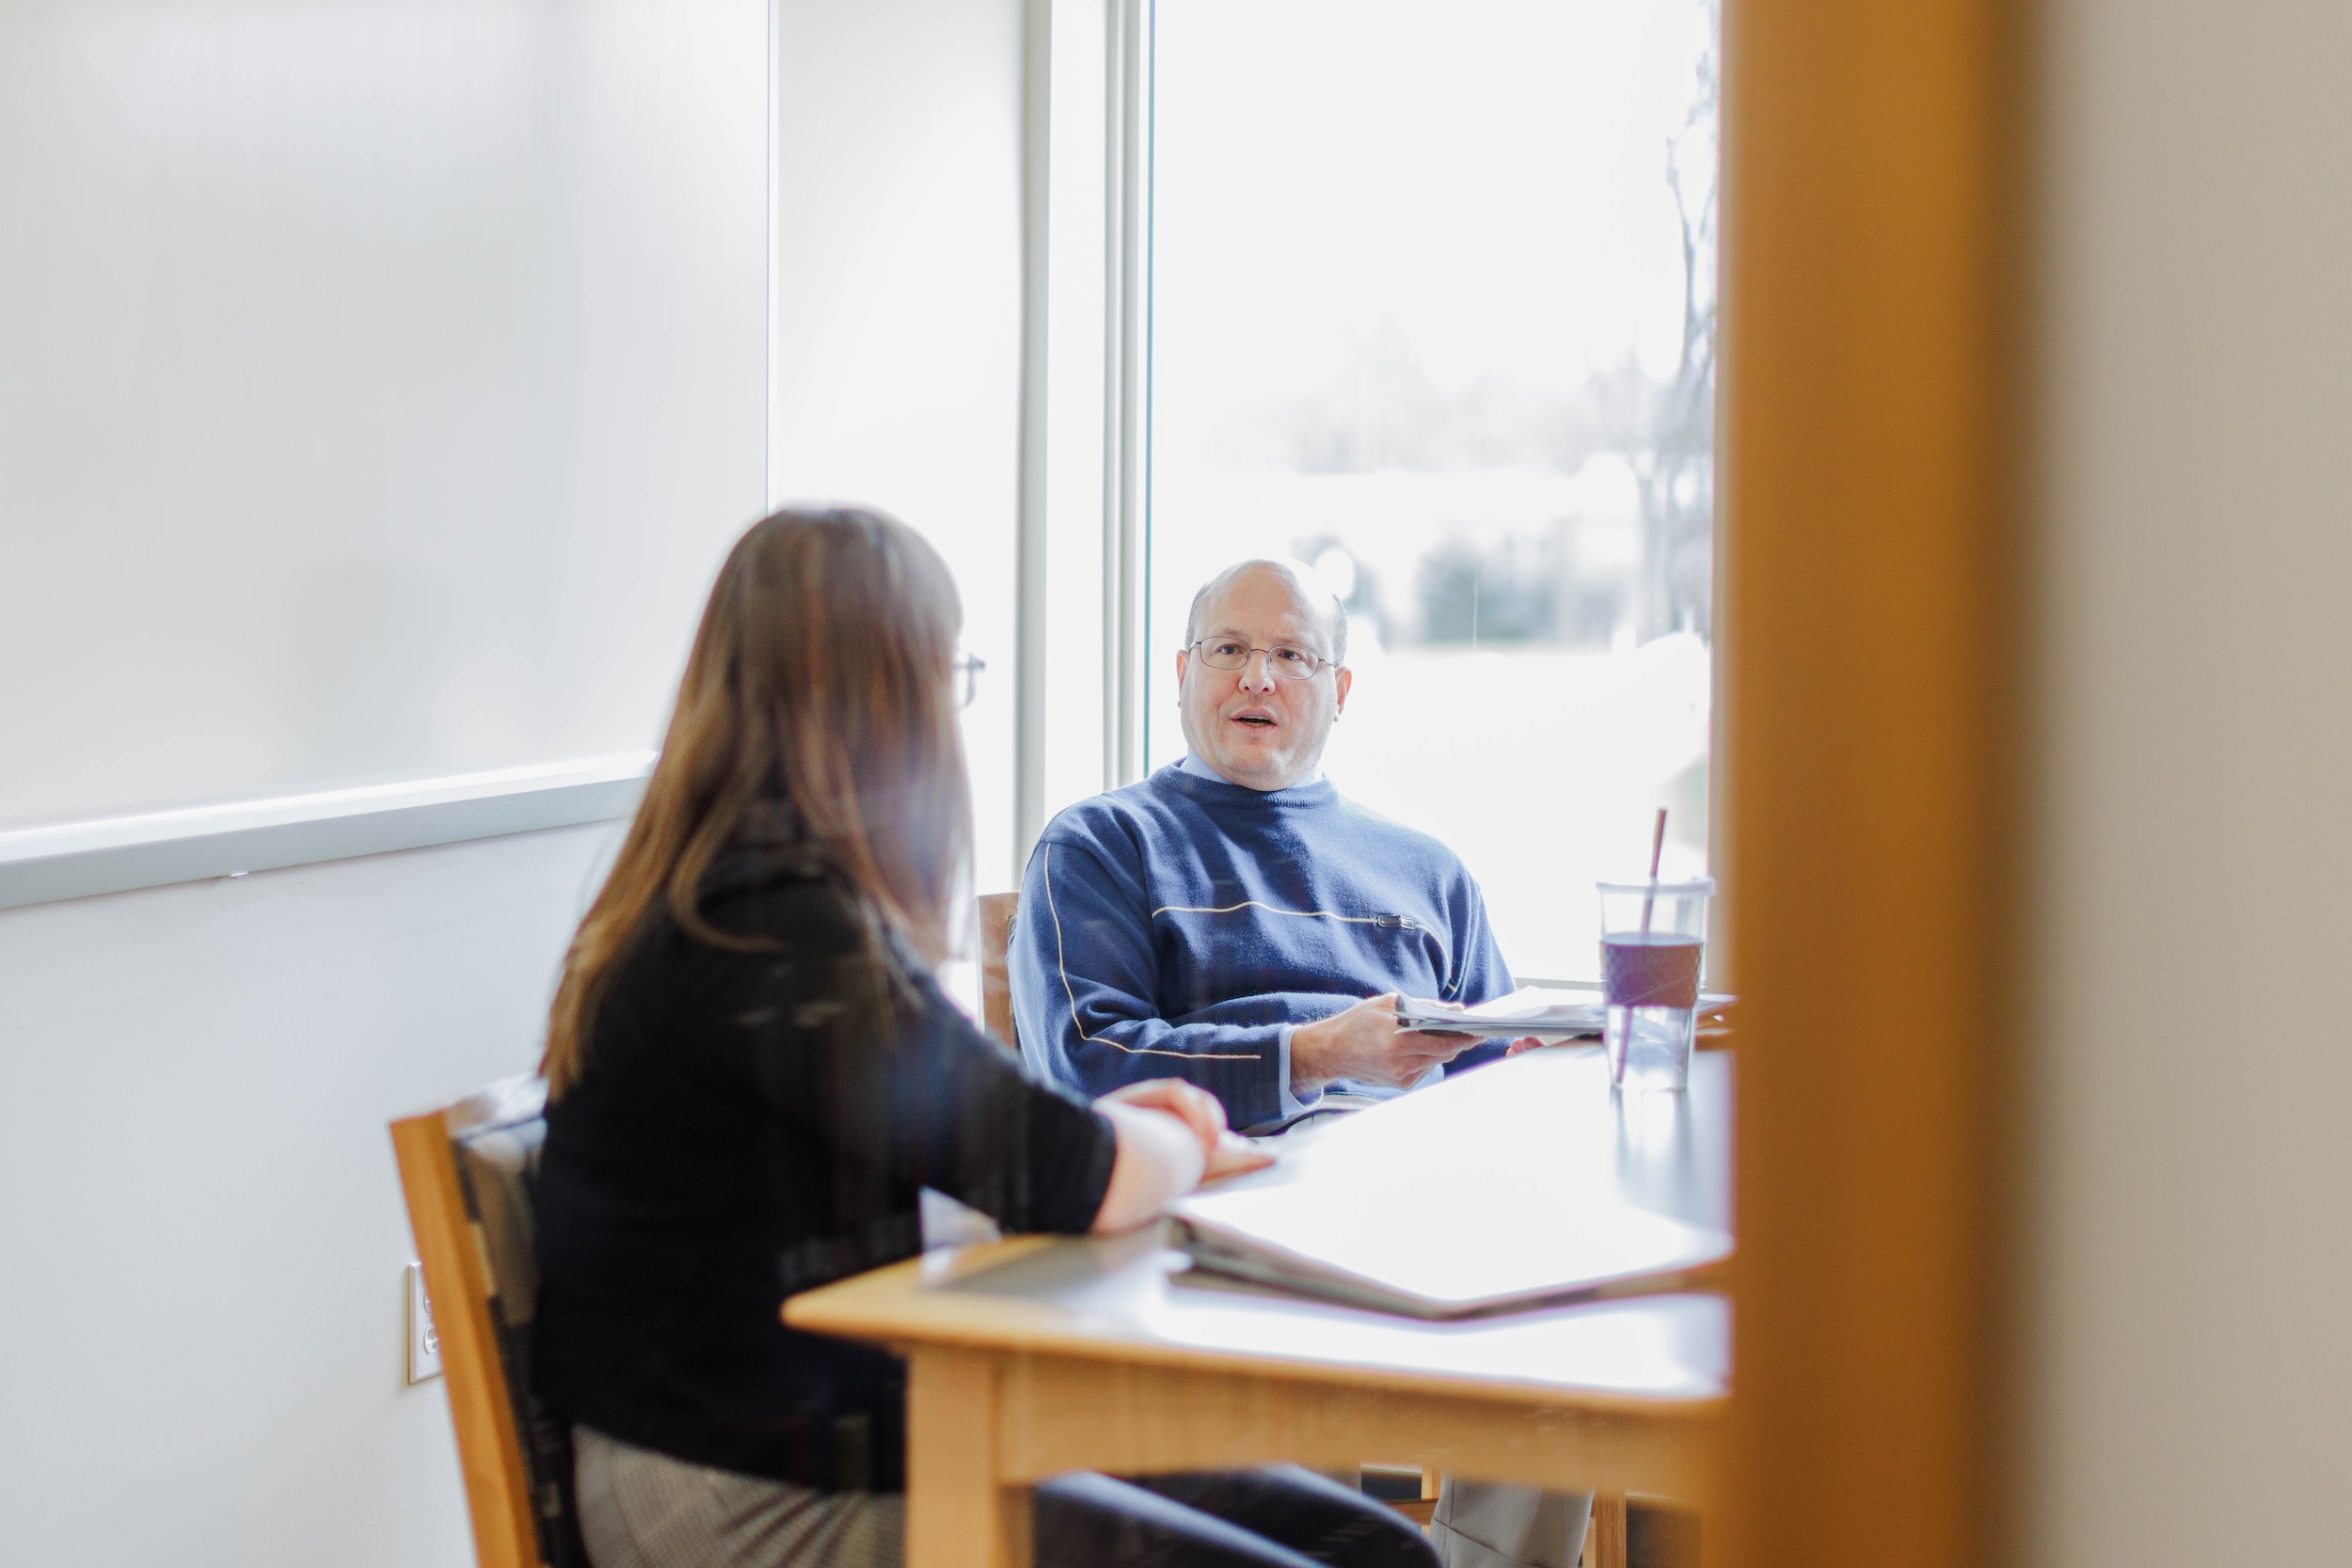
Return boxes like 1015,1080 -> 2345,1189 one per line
1178,752 -> 1325,788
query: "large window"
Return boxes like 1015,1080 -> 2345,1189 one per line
1139,0 -> 1721,979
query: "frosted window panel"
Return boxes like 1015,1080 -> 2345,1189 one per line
765,0 -> 1026,897
1146,0 -> 1720,979
0,0 -> 770,832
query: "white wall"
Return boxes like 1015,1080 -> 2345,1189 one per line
0,8 -> 1035,1567
2028,0 -> 2352,1562
0,11 -> 764,1557
0,824 -> 618,1568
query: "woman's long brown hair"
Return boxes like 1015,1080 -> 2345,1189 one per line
542,506 -> 968,1097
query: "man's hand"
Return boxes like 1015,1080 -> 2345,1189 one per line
1290,992 -> 1481,1094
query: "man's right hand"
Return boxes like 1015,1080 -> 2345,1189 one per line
1289,992 -> 1478,1094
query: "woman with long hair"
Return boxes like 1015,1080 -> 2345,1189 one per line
532,507 -> 1435,1568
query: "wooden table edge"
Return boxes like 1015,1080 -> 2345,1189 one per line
784,1241 -> 1730,1418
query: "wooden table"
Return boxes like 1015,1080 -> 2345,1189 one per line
787,1045 -> 1733,1568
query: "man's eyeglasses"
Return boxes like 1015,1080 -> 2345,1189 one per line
1187,639 -> 1337,680
953,653 -> 987,711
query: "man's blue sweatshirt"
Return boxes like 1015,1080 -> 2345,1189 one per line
1008,763 -> 1515,1131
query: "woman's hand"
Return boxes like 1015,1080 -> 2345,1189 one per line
1202,1129 -> 1275,1183
1089,1081 -> 1273,1233
1100,1078 -> 1230,1160
1102,1078 -> 1274,1183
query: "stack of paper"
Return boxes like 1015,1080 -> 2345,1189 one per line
1395,985 -> 1735,1039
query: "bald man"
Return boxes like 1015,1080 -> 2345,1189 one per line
1009,559 -> 1518,1134
1009,560 -> 1587,1568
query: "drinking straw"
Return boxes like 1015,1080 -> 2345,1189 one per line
1639,807 -> 1669,938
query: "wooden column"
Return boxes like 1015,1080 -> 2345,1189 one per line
1716,0 -> 2022,1563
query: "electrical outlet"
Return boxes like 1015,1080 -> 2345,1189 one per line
405,1262 -> 442,1385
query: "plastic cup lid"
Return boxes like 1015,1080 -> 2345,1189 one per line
1595,878 -> 1717,895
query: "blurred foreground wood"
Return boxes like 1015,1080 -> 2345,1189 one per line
1717,0 -> 2021,1557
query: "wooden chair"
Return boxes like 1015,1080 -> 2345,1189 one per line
390,1075 -> 586,1568
977,890 -> 1021,1048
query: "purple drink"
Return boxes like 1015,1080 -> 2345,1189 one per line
1601,932 -> 1704,1011
1597,879 -> 1713,1091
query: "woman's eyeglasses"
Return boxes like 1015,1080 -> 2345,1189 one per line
953,653 -> 986,711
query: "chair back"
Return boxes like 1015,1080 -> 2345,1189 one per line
977,891 -> 1020,1047
390,1075 -> 588,1568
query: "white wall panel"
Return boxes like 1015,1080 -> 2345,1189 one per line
0,0 -> 769,833
2028,0 -> 2352,1562
0,825 -> 619,1568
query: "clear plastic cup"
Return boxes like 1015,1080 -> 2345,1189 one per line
1597,878 -> 1714,1091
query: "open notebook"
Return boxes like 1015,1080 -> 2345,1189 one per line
1171,1050 -> 1733,1319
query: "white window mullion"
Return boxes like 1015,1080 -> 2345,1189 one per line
1014,0 -> 1054,867
1019,0 -> 1135,866
1104,0 -> 1153,790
